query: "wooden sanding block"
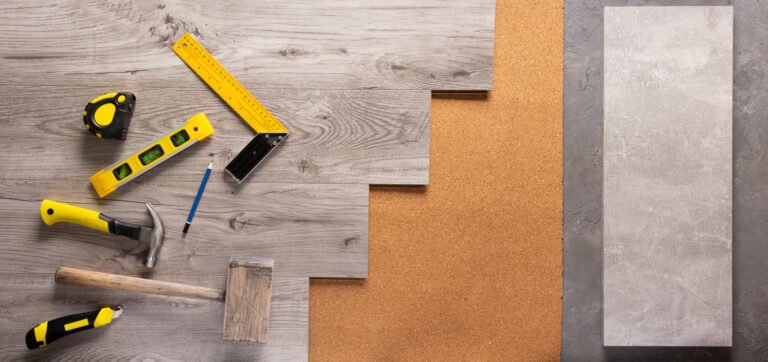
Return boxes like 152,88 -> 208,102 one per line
223,256 -> 274,343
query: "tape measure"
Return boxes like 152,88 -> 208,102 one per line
83,92 -> 136,140
90,113 -> 215,198
172,33 -> 288,183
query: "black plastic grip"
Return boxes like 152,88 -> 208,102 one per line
225,133 -> 286,182
25,308 -> 106,349
100,214 -> 143,240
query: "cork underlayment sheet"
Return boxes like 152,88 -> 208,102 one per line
310,1 -> 564,361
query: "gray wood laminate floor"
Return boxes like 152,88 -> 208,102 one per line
1,82 -> 431,186
0,0 -> 495,91
0,0 -> 495,359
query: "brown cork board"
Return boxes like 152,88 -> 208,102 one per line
309,1 -> 564,360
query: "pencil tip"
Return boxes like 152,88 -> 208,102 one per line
208,161 -> 214,168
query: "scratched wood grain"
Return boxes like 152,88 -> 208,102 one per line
0,0 -> 495,91
0,274 -> 308,361
0,84 -> 430,185
0,179 -> 368,279
0,0 -> 495,358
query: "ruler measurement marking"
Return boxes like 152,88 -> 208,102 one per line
182,44 -> 225,94
172,33 -> 288,183
174,35 -> 285,134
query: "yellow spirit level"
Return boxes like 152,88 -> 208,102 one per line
90,113 -> 215,198
172,33 -> 288,183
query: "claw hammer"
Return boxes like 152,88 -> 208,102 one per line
40,200 -> 165,268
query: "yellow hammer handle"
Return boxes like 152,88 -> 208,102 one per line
40,200 -> 110,233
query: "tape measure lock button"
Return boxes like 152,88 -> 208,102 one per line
83,92 -> 136,141
94,103 -> 116,126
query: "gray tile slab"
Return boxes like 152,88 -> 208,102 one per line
603,5 -> 733,348
565,0 -> 768,359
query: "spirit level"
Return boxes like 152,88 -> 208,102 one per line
90,113 -> 214,198
172,33 -> 288,183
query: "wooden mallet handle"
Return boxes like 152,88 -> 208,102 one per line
55,267 -> 224,301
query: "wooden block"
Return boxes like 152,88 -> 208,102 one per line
223,257 -> 274,343
603,6 -> 733,346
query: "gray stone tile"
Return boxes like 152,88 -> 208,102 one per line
564,0 -> 768,360
603,6 -> 733,347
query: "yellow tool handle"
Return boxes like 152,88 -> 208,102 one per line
39,200 -> 109,233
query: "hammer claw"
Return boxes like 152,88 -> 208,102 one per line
142,203 -> 165,268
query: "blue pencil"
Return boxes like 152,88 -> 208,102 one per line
183,161 -> 213,233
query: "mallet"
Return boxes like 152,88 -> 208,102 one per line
55,257 -> 273,343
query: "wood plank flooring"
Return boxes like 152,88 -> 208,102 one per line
0,0 -> 495,91
0,0 -> 495,359
603,6 -> 733,346
0,84 -> 430,185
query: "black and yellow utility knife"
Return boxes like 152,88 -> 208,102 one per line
25,306 -> 123,349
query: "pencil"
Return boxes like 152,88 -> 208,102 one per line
183,161 -> 213,233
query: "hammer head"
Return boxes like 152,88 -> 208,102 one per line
139,202 -> 164,268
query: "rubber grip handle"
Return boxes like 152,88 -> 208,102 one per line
97,215 -> 144,241
25,307 -> 117,350
40,200 -> 110,233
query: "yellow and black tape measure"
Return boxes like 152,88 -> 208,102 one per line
90,113 -> 214,198
83,92 -> 136,140
172,33 -> 288,183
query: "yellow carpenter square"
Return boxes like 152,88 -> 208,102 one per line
172,34 -> 288,134
172,33 -> 289,183
90,113 -> 214,198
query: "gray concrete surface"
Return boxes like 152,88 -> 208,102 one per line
564,0 -> 768,360
603,6 -> 732,347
